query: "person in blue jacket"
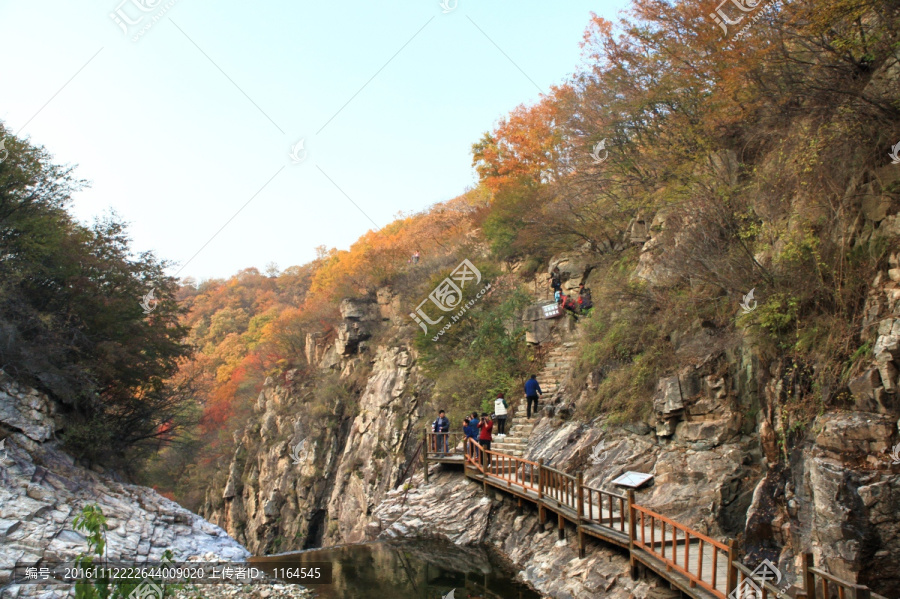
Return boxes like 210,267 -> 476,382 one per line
524,375 -> 543,418
463,412 -> 479,458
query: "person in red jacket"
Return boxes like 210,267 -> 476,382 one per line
477,412 -> 493,464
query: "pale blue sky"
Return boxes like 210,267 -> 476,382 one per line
0,0 -> 622,280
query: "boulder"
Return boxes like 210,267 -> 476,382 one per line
521,303 -> 558,344
376,287 -> 403,324
335,321 -> 371,356
653,377 -> 684,417
339,298 -> 377,321
675,413 -> 741,446
814,412 -> 895,455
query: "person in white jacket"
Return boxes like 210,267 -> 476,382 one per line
494,393 -> 509,436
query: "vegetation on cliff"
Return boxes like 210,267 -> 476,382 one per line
2,0 -> 897,525
0,126 -> 191,467
168,0 -> 899,505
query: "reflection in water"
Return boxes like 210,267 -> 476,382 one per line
253,540 -> 541,599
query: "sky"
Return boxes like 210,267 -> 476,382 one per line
0,0 -> 624,281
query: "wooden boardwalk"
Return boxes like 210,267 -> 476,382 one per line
422,432 -> 887,599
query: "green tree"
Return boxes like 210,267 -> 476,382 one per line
0,124 -> 193,466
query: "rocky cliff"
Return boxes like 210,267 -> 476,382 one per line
0,371 -> 249,598
203,216 -> 900,597
202,291 -> 428,554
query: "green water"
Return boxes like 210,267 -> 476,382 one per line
254,540 -> 542,599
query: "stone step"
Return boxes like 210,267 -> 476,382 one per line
494,439 -> 525,445
492,443 -> 524,451
493,444 -> 528,452
496,437 -> 528,444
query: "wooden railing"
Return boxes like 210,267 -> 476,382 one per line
541,463 -> 578,512
464,436 -> 482,469
631,503 -> 732,598
799,554 -> 888,599
424,431 -> 466,455
425,436 -> 893,599
583,482 -> 627,531
482,446 -> 539,495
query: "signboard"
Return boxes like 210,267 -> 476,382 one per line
541,303 -> 563,319
611,471 -> 654,489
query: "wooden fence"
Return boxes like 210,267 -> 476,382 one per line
421,430 -> 889,599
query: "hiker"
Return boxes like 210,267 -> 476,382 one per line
549,266 -> 561,298
464,411 -> 480,459
433,409 -> 450,454
554,289 -> 562,304
478,412 -> 493,464
494,393 -> 509,436
578,283 -> 593,313
412,250 -> 420,264
562,294 -> 579,320
524,375 -> 543,419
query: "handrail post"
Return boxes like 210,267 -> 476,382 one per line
538,458 -> 545,501
422,431 -> 429,484
537,458 -> 546,524
803,553 -> 815,599
576,472 -> 586,559
852,585 -> 871,599
628,490 -> 637,579
726,539 -> 737,597
576,472 -> 584,521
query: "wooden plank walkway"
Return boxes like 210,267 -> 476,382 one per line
420,431 -> 887,599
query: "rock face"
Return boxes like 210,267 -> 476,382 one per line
370,470 -> 643,599
201,221 -> 899,597
549,249 -> 598,296
322,346 -> 418,544
202,336 -> 423,554
0,372 -> 56,443
0,374 -> 249,596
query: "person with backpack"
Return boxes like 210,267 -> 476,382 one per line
433,409 -> 450,454
578,283 -> 593,313
549,267 -> 562,300
493,393 -> 509,436
524,375 -> 543,418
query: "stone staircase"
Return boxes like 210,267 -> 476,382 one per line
492,417 -> 536,457
537,341 -> 578,401
492,340 -> 579,457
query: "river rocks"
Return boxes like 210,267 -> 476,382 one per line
0,434 -> 248,594
172,583 -> 312,599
